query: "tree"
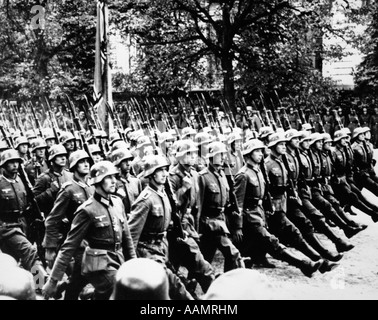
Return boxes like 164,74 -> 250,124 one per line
0,0 -> 97,101
354,1 -> 378,96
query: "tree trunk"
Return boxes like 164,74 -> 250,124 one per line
221,54 -> 236,114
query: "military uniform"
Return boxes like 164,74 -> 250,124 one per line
370,113 -> 378,147
331,144 -> 378,222
168,163 -> 215,293
352,140 -> 378,196
43,177 -> 94,300
115,174 -> 142,218
24,158 -> 49,186
322,112 -> 335,135
49,192 -> 136,300
0,174 -> 40,270
197,165 -> 243,272
33,168 -> 73,217
128,183 -> 193,300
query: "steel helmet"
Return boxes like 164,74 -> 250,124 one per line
69,150 -> 90,171
181,127 -> 196,138
88,144 -> 102,155
90,160 -> 119,185
309,132 -> 323,145
43,128 -> 56,141
299,131 -> 312,142
136,136 -> 152,149
322,133 -> 333,144
59,131 -> 75,145
333,130 -> 348,143
25,129 -> 37,140
206,141 -> 228,158
284,129 -> 302,141
268,133 -> 288,148
0,140 -> 10,152
14,136 -> 29,149
143,155 -> 170,178
0,149 -> 23,167
194,132 -> 213,147
259,126 -> 274,139
109,131 -> 122,146
111,140 -> 129,153
31,138 -> 47,152
341,127 -> 351,135
48,144 -> 67,161
112,148 -> 134,166
158,132 -> 175,144
175,140 -> 198,158
352,127 -> 368,140
226,131 -> 243,145
301,123 -> 313,131
242,139 -> 266,156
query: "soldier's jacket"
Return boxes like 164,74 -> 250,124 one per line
33,168 -> 73,216
128,184 -> 172,250
265,154 -> 288,212
360,113 -> 371,127
224,150 -> 244,177
352,140 -> 369,172
234,163 -> 267,227
43,177 -> 95,249
330,145 -> 348,178
197,165 -> 230,235
317,150 -> 335,195
24,158 -> 49,186
50,192 -> 136,281
169,163 -> 200,236
345,143 -> 355,177
295,148 -> 313,199
0,174 -> 29,238
285,147 -> 300,183
115,174 -> 142,216
288,113 -> 299,130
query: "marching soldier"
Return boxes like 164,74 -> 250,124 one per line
265,133 -> 337,272
351,127 -> 378,197
362,127 -> 378,183
43,150 -> 94,300
296,131 -> 355,252
42,161 -> 136,300
370,107 -> 378,148
225,130 -> 244,176
127,154 -> 193,300
197,141 -> 245,272
59,132 -> 77,167
322,107 -> 335,136
234,139 -> 322,277
14,136 -> 30,162
307,132 -> 363,238
331,130 -> 378,223
33,144 -> 73,217
0,149 -> 48,280
24,137 -> 49,186
168,140 -> 215,294
284,129 -> 343,262
112,148 -> 142,218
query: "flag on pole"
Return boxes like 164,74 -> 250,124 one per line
93,0 -> 113,136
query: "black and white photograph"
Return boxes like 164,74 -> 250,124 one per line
0,0 -> 378,303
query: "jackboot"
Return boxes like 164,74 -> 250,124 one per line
295,240 -> 322,262
318,259 -> 340,274
278,249 -> 322,278
305,233 -> 343,262
317,221 -> 354,252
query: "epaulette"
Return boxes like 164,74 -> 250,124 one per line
77,198 -> 93,212
61,181 -> 73,189
141,190 -> 151,200
198,168 -> 209,176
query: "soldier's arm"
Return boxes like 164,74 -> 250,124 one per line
119,202 -> 137,260
33,175 -> 57,205
42,188 -> 71,249
168,174 -> 187,207
196,174 -> 206,229
128,199 -> 150,250
233,172 -> 247,213
49,207 -> 91,281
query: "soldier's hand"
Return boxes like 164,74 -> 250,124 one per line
182,176 -> 192,190
42,278 -> 58,300
45,248 -> 57,269
232,229 -> 243,243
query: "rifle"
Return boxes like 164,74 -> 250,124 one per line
333,109 -> 344,129
27,101 -> 44,138
43,96 -> 60,143
164,180 -> 185,241
0,122 -> 47,268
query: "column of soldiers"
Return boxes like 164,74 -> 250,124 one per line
0,96 -> 377,300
